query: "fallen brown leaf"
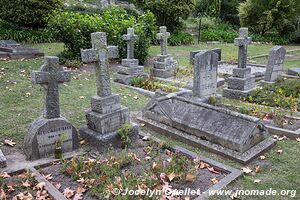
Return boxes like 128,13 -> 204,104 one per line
277,149 -> 283,154
255,165 -> 262,173
73,193 -> 83,200
296,138 -> 300,142
168,172 -> 176,182
22,180 -> 31,188
260,155 -> 266,160
241,167 -> 252,174
211,178 -> 219,184
185,174 -> 196,182
43,174 -> 53,181
76,185 -> 86,194
254,179 -> 261,183
63,188 -> 75,199
4,139 -> 16,147
35,182 -> 46,190
0,172 -> 10,178
207,167 -> 220,174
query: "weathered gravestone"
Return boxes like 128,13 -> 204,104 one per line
223,28 -> 255,99
138,94 -> 276,163
0,40 -> 44,59
24,57 -> 79,160
287,68 -> 300,76
114,28 -> 147,85
0,149 -> 6,168
190,48 -> 222,65
193,50 -> 218,98
263,46 -> 286,83
150,26 -> 177,78
80,32 -> 138,148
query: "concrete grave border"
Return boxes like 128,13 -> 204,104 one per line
2,133 -> 243,200
139,132 -> 243,200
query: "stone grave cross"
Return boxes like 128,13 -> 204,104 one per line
234,28 -> 251,68
81,32 -> 118,97
123,28 -> 138,59
31,56 -> 71,119
157,26 -> 170,56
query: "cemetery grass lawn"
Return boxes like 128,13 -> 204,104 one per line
0,42 -> 299,199
148,43 -> 300,70
0,43 -> 150,149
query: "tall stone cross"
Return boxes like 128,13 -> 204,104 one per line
31,56 -> 71,119
81,32 -> 119,97
234,28 -> 251,68
157,26 -> 170,56
123,28 -> 138,59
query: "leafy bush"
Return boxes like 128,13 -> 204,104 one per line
0,0 -> 62,28
131,77 -> 179,93
239,0 -> 298,35
47,7 -> 156,63
131,0 -> 196,32
0,21 -> 53,43
246,79 -> 300,110
168,31 -> 194,46
201,29 -> 238,42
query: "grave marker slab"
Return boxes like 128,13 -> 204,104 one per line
24,56 -> 79,160
223,28 -> 255,99
190,48 -> 222,65
264,46 -> 286,82
0,40 -> 44,59
287,67 -> 300,76
80,32 -> 138,148
0,149 -> 6,168
151,26 -> 177,78
114,28 -> 147,85
138,94 -> 276,163
193,50 -> 218,98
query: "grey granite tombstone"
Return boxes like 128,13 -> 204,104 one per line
190,48 -> 222,65
193,50 -> 218,98
138,94 -> 276,163
263,46 -> 286,83
80,32 -> 138,148
223,28 -> 255,99
113,28 -> 147,85
0,148 -> 6,168
0,40 -> 44,59
24,56 -> 79,160
287,68 -> 300,76
151,26 -> 177,78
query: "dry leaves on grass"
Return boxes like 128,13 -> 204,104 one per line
277,149 -> 283,154
168,172 -> 176,182
255,165 -> 262,173
15,191 -> 33,200
241,167 -> 252,174
0,172 -> 11,178
260,155 -> 266,160
254,179 -> 261,183
207,167 -> 220,174
4,139 -> 16,147
22,180 -> 31,188
63,188 -> 75,199
296,138 -> 300,142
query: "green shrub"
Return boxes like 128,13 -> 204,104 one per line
201,29 -> 238,42
131,0 -> 196,32
0,21 -> 53,43
239,0 -> 298,35
0,0 -> 62,29
246,79 -> 300,110
117,123 -> 134,148
168,31 -> 194,46
47,7 -> 156,63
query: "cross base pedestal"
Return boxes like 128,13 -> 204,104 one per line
79,123 -> 139,151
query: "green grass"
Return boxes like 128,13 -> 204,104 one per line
0,43 -> 149,146
148,43 -> 300,70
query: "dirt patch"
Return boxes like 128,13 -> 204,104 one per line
37,136 -> 228,199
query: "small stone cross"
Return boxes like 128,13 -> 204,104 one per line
234,28 -> 252,68
123,28 -> 138,59
81,32 -> 119,97
157,26 -> 170,56
31,56 -> 71,119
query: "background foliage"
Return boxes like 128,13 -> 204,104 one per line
47,7 -> 157,63
0,0 -> 62,29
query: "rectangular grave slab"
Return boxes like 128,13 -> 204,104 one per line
138,94 -> 276,163
264,46 -> 286,82
287,68 -> 300,76
0,40 -> 44,59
